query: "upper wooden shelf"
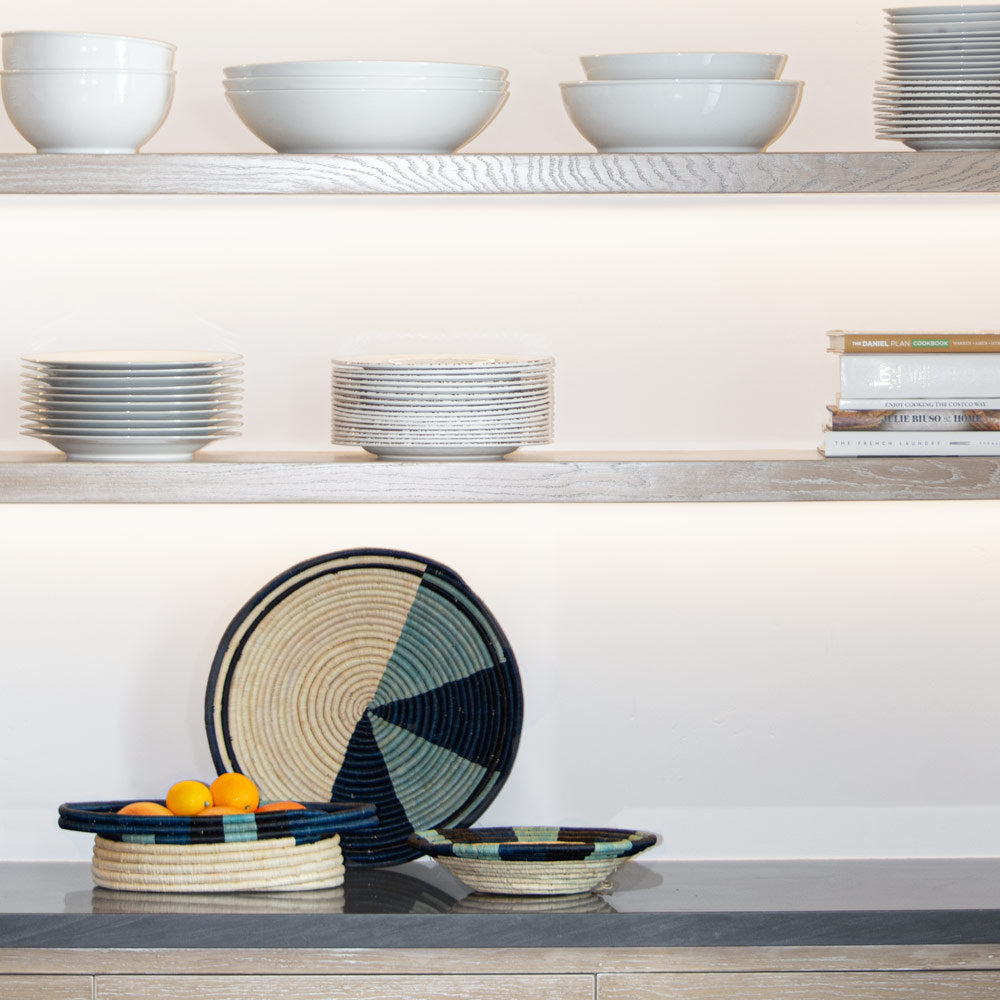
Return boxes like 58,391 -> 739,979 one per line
0,450 -> 997,503
1,152 -> 999,195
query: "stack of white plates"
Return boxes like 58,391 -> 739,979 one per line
21,351 -> 244,461
331,354 -> 554,460
876,4 -> 1000,149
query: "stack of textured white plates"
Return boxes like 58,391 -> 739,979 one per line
331,354 -> 554,460
876,4 -> 1000,149
21,351 -> 243,461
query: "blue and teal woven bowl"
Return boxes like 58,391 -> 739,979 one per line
58,799 -> 377,846
408,826 -> 657,896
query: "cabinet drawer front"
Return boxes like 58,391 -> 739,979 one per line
96,974 -> 594,1000
0,977 -> 93,1000
598,972 -> 1000,1000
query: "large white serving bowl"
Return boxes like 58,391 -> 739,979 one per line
580,51 -> 787,80
224,59 -> 507,80
226,86 -> 507,152
561,79 -> 803,152
1,68 -> 174,152
224,74 -> 507,91
2,30 -> 175,70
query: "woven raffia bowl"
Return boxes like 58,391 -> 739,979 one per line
58,799 -> 376,844
91,834 -> 345,893
59,799 -> 376,893
205,548 -> 523,867
409,826 -> 658,896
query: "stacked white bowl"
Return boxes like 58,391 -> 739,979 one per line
21,351 -> 243,461
223,60 -> 508,153
876,4 -> 1000,149
561,52 -> 802,152
0,31 -> 175,153
331,354 -> 554,460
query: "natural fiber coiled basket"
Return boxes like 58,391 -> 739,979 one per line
91,834 -> 345,893
409,826 -> 657,896
58,800 -> 375,893
205,548 -> 523,867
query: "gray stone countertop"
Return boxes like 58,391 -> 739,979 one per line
3,858 -> 1000,950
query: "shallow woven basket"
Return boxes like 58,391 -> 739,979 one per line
205,548 -> 523,867
434,856 -> 627,896
91,834 -> 344,893
409,825 -> 658,896
59,799 -> 376,845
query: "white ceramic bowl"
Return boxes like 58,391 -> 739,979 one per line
1,69 -> 174,152
226,87 -> 507,153
580,51 -> 787,80
560,79 -> 803,152
2,30 -> 175,71
224,59 -> 507,80
223,74 -> 507,91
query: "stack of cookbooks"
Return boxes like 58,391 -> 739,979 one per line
822,330 -> 1000,456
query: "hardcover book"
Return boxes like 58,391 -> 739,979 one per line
822,429 -> 1000,456
828,330 -> 1000,353
840,354 -> 1000,398
827,407 -> 1000,431
837,396 -> 1000,410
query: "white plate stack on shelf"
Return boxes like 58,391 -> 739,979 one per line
331,354 -> 554,460
21,351 -> 244,461
876,4 -> 1000,150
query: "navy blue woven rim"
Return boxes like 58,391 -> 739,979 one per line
408,826 -> 658,862
204,548 -> 523,869
58,799 -> 377,846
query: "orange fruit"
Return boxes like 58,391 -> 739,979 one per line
117,801 -> 173,817
256,801 -> 307,812
165,780 -> 213,817
209,772 -> 260,812
197,805 -> 244,816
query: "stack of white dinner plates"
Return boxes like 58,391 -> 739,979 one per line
876,4 -> 1000,149
21,351 -> 243,461
331,354 -> 554,460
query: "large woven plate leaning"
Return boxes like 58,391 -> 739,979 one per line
205,548 -> 523,867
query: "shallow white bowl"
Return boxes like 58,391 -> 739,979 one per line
580,51 -> 786,80
1,69 -> 174,152
561,79 -> 803,152
223,74 -> 507,91
224,59 -> 507,80
2,30 -> 175,70
226,87 -> 507,153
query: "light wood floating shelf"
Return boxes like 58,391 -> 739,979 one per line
1,152 -> 1000,195
1,450 -> 998,503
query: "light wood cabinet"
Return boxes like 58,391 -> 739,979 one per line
597,972 -> 1000,1000
94,974 -> 594,1000
0,976 -> 93,1000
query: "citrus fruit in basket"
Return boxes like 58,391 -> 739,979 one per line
198,805 -> 245,816
209,772 -> 260,812
256,801 -> 307,812
117,801 -> 173,817
165,780 -> 213,817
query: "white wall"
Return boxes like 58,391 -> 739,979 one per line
2,0 -> 999,862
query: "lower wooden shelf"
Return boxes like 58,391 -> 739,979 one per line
0,449 -> 998,503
